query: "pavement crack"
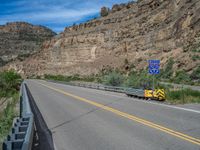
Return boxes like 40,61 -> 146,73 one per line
50,101 -> 115,132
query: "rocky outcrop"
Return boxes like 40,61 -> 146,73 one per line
100,7 -> 110,17
2,0 -> 200,77
101,1 -> 136,17
0,22 -> 56,66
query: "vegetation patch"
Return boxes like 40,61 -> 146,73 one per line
166,88 -> 200,104
102,71 -> 124,86
171,71 -> 191,84
192,49 -> 200,53
0,94 -> 19,145
192,55 -> 200,61
158,58 -> 174,79
190,66 -> 200,81
125,70 -> 155,89
0,71 -> 22,147
43,74 -> 99,83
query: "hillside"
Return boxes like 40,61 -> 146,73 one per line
2,0 -> 200,77
0,22 -> 56,66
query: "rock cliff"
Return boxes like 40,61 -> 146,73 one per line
3,0 -> 200,77
0,22 -> 56,66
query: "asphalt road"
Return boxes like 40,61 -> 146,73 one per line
26,80 -> 200,150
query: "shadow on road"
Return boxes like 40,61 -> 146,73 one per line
25,84 -> 55,150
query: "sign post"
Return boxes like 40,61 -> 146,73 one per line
148,60 -> 160,90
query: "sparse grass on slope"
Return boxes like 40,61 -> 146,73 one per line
0,93 -> 19,147
0,71 -> 21,147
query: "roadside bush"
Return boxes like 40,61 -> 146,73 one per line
0,102 -> 15,138
0,71 -> 21,97
0,93 -> 19,147
184,88 -> 200,97
126,71 -> 140,88
126,70 -> 159,89
126,71 -> 146,88
103,71 -> 124,86
192,55 -> 200,61
0,71 -> 21,146
190,66 -> 200,81
172,71 -> 191,84
44,74 -> 73,82
159,58 -> 174,79
166,90 -> 182,101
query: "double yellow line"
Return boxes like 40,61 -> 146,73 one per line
38,82 -> 200,146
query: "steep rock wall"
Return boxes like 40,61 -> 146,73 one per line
3,0 -> 200,76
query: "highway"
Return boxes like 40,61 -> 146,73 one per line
26,80 -> 200,150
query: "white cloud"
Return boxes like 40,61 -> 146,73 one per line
0,0 -> 132,32
1,3 -> 99,23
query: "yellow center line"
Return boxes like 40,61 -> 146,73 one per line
37,82 -> 200,146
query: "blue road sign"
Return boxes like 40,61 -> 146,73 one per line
148,60 -> 160,64
149,69 -> 160,74
148,60 -> 160,75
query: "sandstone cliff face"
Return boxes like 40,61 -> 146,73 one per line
0,22 -> 56,66
3,0 -> 200,77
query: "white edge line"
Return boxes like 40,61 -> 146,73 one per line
108,93 -> 200,114
101,92 -> 200,114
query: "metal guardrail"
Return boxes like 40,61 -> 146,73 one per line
66,82 -> 165,100
125,88 -> 144,98
49,80 -> 144,95
48,80 -> 152,100
66,82 -> 126,93
3,82 -> 34,150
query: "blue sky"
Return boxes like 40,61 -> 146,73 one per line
0,0 -> 132,33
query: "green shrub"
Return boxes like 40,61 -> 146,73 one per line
184,88 -> 200,97
0,70 -> 21,146
0,83 -> 20,145
44,74 -> 71,82
126,71 -> 140,88
0,93 -> 19,146
159,58 -> 174,79
125,70 -> 160,89
124,58 -> 129,65
192,49 -> 200,53
0,71 -> 21,98
167,90 -> 182,100
173,71 -> 191,84
103,71 -> 124,86
166,88 -> 200,104
190,66 -> 200,81
192,55 -> 200,61
0,103 -> 15,138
